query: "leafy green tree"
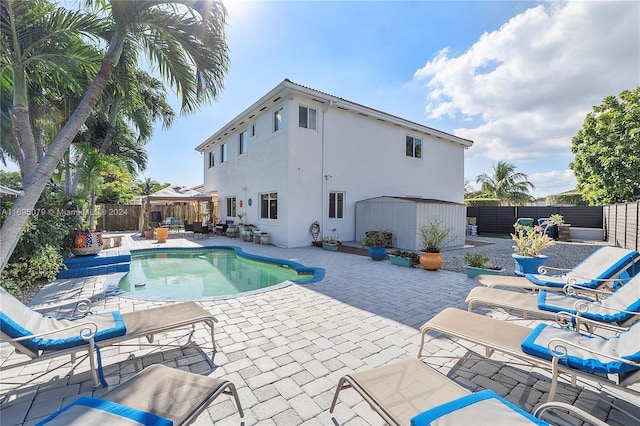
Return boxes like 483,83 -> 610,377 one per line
570,87 -> 640,205
475,161 -> 535,205
0,0 -> 229,271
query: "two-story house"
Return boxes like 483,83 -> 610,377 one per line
196,79 -> 473,249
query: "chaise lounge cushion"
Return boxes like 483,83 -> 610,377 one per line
410,389 -> 546,426
521,323 -> 640,374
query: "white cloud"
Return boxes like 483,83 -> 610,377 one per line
414,1 -> 640,162
528,169 -> 576,199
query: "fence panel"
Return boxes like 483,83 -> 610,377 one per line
98,204 -> 205,231
604,202 -> 639,251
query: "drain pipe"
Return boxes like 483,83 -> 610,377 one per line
321,100 -> 334,238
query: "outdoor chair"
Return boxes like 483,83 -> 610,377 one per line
418,308 -> 640,402
476,246 -> 639,292
169,217 -> 181,233
184,219 -> 194,235
329,358 -> 606,426
0,286 -> 217,388
466,272 -> 640,328
192,222 -> 205,238
37,363 -> 243,425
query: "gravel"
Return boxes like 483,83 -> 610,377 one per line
441,236 -> 608,276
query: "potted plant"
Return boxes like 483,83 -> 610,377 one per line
322,236 -> 340,251
463,251 -> 505,278
389,250 -> 419,267
550,214 -> 571,241
236,211 -> 245,225
417,219 -> 454,270
144,225 -> 155,239
241,224 -> 255,241
362,229 -> 392,260
511,223 -> 555,276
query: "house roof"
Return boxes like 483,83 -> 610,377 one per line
196,79 -> 473,152
0,185 -> 20,197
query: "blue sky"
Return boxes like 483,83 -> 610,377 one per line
6,1 -> 639,198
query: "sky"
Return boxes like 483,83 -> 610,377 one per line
5,1 -> 640,198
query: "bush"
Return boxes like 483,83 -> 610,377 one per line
1,245 -> 64,295
464,251 -> 491,268
390,250 -> 420,265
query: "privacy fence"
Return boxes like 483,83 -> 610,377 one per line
97,204 -> 202,232
603,201 -> 639,251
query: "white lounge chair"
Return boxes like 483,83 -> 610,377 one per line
0,286 -> 217,387
330,358 -> 607,425
37,364 -> 243,425
476,246 -> 639,292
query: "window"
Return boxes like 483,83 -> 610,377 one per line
328,192 -> 344,218
208,150 -> 215,168
226,196 -> 236,217
299,106 -> 317,130
250,123 -> 256,137
273,107 -> 283,132
406,136 -> 422,158
260,192 -> 278,219
239,130 -> 248,155
221,143 -> 228,163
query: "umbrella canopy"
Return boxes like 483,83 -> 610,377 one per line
145,186 -> 211,202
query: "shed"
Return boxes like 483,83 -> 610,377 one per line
355,196 -> 466,251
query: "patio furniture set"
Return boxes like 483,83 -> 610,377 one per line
1,247 -> 639,424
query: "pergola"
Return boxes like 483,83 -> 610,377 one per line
139,186 -> 213,235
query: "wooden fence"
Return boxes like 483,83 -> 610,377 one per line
603,201 -> 639,251
98,204 -> 204,231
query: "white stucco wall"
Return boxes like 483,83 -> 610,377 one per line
200,85 -> 469,248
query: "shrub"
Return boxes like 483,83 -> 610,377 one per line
363,229 -> 393,247
390,250 -> 420,265
1,245 -> 64,295
417,219 -> 454,253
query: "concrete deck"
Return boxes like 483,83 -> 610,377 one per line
1,232 -> 639,425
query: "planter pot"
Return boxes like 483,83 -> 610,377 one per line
144,230 -> 154,239
465,266 -> 506,279
241,226 -> 254,242
322,242 -> 339,251
259,233 -> 269,245
71,231 -> 103,256
420,252 -> 443,270
156,227 -> 168,243
557,224 -> 571,241
389,255 -> 413,267
512,254 -> 549,276
226,225 -> 239,238
368,246 -> 387,261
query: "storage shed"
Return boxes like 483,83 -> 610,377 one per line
355,197 -> 466,251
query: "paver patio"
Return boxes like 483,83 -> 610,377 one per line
1,232 -> 639,425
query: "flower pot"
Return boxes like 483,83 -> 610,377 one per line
71,231 -> 103,256
368,246 -> 387,261
465,266 -> 506,279
259,233 -> 269,245
144,230 -> 154,239
512,253 -> 549,276
420,252 -> 443,270
156,227 -> 168,243
226,225 -> 238,238
389,254 -> 413,267
322,242 -> 338,251
557,224 -> 571,241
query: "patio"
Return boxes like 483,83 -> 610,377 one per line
1,232 -> 638,425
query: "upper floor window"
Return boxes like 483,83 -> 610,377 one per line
250,123 -> 256,137
208,150 -> 215,168
226,196 -> 236,217
329,191 -> 344,219
299,106 -> 317,130
221,143 -> 228,163
406,136 -> 422,158
273,107 -> 283,132
239,130 -> 248,155
260,192 -> 278,219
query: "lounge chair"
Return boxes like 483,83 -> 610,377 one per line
418,308 -> 640,402
476,246 -> 639,292
466,272 -> 640,327
37,363 -> 243,425
329,358 -> 607,425
0,286 -> 217,388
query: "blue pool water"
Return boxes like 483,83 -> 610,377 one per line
118,247 -> 322,299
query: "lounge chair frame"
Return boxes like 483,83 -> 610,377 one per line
329,359 -> 607,426
418,308 -> 640,402
1,301 -> 217,388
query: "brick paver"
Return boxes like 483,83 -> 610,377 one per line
1,232 -> 638,425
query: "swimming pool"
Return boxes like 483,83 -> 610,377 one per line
118,247 -> 324,300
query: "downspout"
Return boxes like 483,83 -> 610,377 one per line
321,100 -> 334,238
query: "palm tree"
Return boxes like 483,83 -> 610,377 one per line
476,161 -> 535,206
76,147 -> 110,230
0,0 -> 229,270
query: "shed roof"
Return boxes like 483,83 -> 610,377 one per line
357,196 -> 464,206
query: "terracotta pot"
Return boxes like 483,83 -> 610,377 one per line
71,231 -> 103,256
420,252 -> 443,270
156,227 -> 168,243
144,230 -> 154,239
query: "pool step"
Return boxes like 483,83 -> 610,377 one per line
58,249 -> 131,279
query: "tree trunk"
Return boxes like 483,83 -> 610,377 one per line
0,59 -> 117,271
89,187 -> 96,230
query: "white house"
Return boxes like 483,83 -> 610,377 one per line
195,79 -> 473,248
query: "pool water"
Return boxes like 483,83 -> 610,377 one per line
118,248 -> 317,299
